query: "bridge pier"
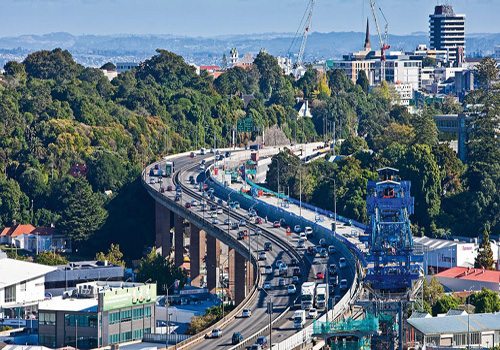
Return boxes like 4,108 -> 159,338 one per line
189,225 -> 206,287
206,234 -> 220,293
155,202 -> 173,257
228,247 -> 236,301
174,214 -> 185,268
234,251 -> 247,305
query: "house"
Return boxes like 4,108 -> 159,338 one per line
0,224 -> 71,253
434,266 -> 500,293
294,99 -> 312,119
0,251 -> 56,319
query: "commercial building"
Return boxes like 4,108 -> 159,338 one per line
0,251 -> 56,319
37,281 -> 156,349
393,83 -> 414,106
44,261 -> 125,296
407,312 -> 500,348
429,5 -> 466,63
434,267 -> 500,292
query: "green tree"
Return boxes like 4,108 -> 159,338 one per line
253,51 -> 283,99
474,223 -> 494,269
136,247 -> 186,294
57,177 -> 108,244
100,62 -> 116,71
475,57 -> 499,89
411,109 -> 438,146
356,70 -> 369,93
87,150 -> 128,192
23,48 -> 81,80
423,276 -> 445,306
0,177 -> 30,227
35,251 -> 68,266
470,288 -> 500,313
95,243 -> 125,267
432,294 -> 460,316
340,136 -> 368,155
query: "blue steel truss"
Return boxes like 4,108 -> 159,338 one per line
365,168 -> 423,291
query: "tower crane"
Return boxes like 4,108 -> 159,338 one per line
368,0 -> 390,81
288,0 -> 315,75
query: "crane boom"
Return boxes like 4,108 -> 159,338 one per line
297,0 -> 315,67
368,0 -> 390,82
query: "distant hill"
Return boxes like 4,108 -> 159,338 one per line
0,31 -> 498,67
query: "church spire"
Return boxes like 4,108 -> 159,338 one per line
364,17 -> 371,50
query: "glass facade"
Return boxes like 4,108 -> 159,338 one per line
39,312 -> 56,326
64,314 -> 98,328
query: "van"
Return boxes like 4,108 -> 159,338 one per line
293,310 -> 306,329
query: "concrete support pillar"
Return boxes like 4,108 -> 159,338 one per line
206,234 -> 220,293
228,248 -> 236,301
246,260 -> 254,292
155,202 -> 172,257
174,214 -> 185,268
234,251 -> 247,305
189,226 -> 206,287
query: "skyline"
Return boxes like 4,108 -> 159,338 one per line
1,0 -> 499,38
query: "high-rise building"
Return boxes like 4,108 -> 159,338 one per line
429,5 -> 465,63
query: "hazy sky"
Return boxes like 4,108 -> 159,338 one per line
1,0 -> 499,37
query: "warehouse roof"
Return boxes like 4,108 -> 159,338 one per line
408,312 -> 500,335
436,266 -> 500,284
414,236 -> 463,250
0,256 -> 56,288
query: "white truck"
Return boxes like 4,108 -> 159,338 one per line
293,310 -> 306,329
301,282 -> 316,310
315,283 -> 327,309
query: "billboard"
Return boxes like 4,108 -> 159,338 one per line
100,284 -> 157,311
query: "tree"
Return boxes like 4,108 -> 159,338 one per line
356,70 -> 369,93
423,276 -> 444,306
136,247 -> 186,294
23,48 -> 81,80
57,177 -> 108,244
0,177 -> 30,227
432,294 -> 460,316
470,288 -> 500,313
475,57 -> 499,89
100,62 -> 116,71
35,251 -> 68,266
411,109 -> 438,146
340,136 -> 368,155
95,243 -> 125,267
87,150 -> 127,192
475,223 -> 494,269
221,53 -> 228,70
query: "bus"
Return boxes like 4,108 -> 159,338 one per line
165,161 -> 175,178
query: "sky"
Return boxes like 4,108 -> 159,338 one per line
1,0 -> 499,37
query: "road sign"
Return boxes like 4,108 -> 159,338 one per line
237,117 -> 254,132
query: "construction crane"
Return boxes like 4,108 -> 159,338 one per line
368,0 -> 390,81
288,0 -> 315,74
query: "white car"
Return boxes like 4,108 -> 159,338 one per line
339,257 -> 347,268
191,200 -> 198,207
258,252 -> 267,261
224,219 -> 232,225
211,218 -> 219,225
307,308 -> 318,319
264,265 -> 273,274
304,227 -> 313,236
217,208 -> 223,214
263,281 -> 272,290
299,232 -> 307,240
149,178 -> 155,184
287,284 -> 297,294
294,225 -> 301,233
241,309 -> 252,318
210,211 -> 218,218
297,239 -> 305,249
206,328 -> 222,338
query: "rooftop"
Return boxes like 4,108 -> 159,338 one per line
408,312 -> 500,335
0,224 -> 36,237
38,296 -> 98,312
414,236 -> 467,250
0,257 -> 56,288
435,266 -> 500,284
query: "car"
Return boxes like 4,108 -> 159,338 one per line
340,279 -> 348,290
241,309 -> 252,318
287,284 -> 297,294
255,336 -> 268,349
210,211 -> 217,218
319,238 -> 328,247
297,239 -> 305,249
294,225 -> 302,233
210,204 -> 217,211
329,264 -> 338,276
199,164 -> 206,170
339,257 -> 347,268
328,245 -> 336,255
304,227 -> 313,236
273,221 -> 281,228
278,278 -> 286,287
316,271 -> 325,280
191,200 -> 198,207
290,258 -> 298,266
292,275 -> 300,284
238,231 -> 247,240
211,218 -> 219,225
154,164 -> 159,170
254,228 -> 262,236
208,188 -> 215,194
299,232 -> 307,240
231,223 -> 239,230
255,217 -> 263,224
160,187 -> 165,193
330,275 -> 339,288
239,219 -> 247,227
206,328 -> 222,339
185,202 -> 191,208
149,178 -> 155,184
249,345 -> 262,350
263,282 -> 272,290
264,242 -> 272,251
189,175 -> 194,182
166,185 -> 173,191
200,159 -> 206,165
258,252 -> 267,261
174,195 -> 180,201
234,202 -> 240,209
319,248 -> 328,258
217,198 -> 224,205
307,308 -> 318,319
190,152 -> 196,158
292,267 -> 301,276
216,208 -> 223,215
278,263 -> 288,276
264,265 -> 273,274
232,332 -> 243,345
307,246 -> 316,255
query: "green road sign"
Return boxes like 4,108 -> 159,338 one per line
237,117 -> 254,132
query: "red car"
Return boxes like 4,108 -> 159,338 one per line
255,217 -> 263,224
185,202 -> 191,208
166,185 -> 173,191
316,271 -> 325,280
273,221 -> 281,228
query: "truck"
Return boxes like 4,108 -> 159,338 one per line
301,282 -> 316,310
293,310 -> 306,329
315,283 -> 327,309
165,161 -> 175,178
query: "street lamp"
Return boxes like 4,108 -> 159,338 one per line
260,287 -> 273,349
466,285 -> 477,349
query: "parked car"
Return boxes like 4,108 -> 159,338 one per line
292,267 -> 301,276
304,227 -> 313,236
328,245 -> 336,255
278,278 -> 286,287
319,238 -> 327,247
319,248 -> 328,258
292,275 -> 300,284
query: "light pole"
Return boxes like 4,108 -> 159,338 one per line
165,279 -> 180,341
466,285 -> 477,349
260,287 -> 273,349
299,163 -> 303,217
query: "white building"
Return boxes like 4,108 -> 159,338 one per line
116,62 -> 139,74
277,56 -> 292,76
393,83 -> 413,106
0,251 -> 56,319
429,5 -> 466,63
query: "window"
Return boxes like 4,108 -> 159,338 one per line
144,306 -> 151,318
4,285 -> 16,303
120,309 -> 132,322
120,331 -> 132,342
109,312 -> 120,325
64,314 -> 98,328
132,307 -> 144,320
109,334 -> 120,344
144,328 -> 151,335
133,329 -> 143,340
20,281 -> 26,292
39,334 -> 56,348
39,312 -> 56,326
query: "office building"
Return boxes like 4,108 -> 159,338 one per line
38,281 -> 156,349
0,251 -> 56,319
429,5 -> 466,63
393,83 -> 414,106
